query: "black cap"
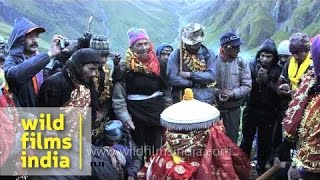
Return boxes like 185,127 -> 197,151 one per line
71,48 -> 102,65
220,32 -> 245,47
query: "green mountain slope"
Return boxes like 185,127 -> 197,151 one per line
0,0 -> 318,58
184,0 -> 320,58
0,0 -> 179,53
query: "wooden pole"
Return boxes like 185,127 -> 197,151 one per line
256,164 -> 281,180
179,27 -> 184,101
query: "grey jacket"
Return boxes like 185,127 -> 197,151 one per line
215,55 -> 252,109
167,45 -> 216,104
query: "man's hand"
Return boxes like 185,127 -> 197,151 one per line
128,176 -> 135,180
257,67 -> 268,83
95,112 -> 104,125
112,52 -> 121,66
124,119 -> 135,130
274,157 -> 289,168
47,35 -> 63,58
278,83 -> 291,95
213,88 -> 221,97
288,164 -> 301,180
273,157 -> 281,167
218,90 -> 234,102
179,71 -> 191,79
290,89 -> 296,97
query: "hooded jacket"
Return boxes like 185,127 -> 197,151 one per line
4,17 -> 50,107
247,39 -> 282,117
156,43 -> 173,58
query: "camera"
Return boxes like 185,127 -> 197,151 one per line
58,39 -> 70,49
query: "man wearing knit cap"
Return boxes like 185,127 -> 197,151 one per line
277,40 -> 292,69
273,39 -> 292,155
277,33 -> 313,134
4,17 -> 62,107
112,28 -> 172,161
278,32 -> 312,96
89,35 -> 121,130
280,34 -> 320,179
214,31 -> 252,143
240,39 -> 282,174
167,23 -> 216,104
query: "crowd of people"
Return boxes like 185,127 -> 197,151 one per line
0,17 -> 320,180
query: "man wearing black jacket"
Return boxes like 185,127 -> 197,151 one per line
240,39 -> 282,175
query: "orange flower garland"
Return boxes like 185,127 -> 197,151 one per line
125,49 -> 151,74
182,45 -> 206,72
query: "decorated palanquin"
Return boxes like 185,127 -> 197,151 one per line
138,88 -> 250,180
283,70 -> 320,173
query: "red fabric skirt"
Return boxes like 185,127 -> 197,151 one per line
143,121 -> 250,180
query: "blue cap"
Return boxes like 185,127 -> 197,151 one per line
104,120 -> 123,142
220,32 -> 245,47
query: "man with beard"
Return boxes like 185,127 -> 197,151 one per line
4,17 -> 62,107
112,28 -> 172,161
36,48 -> 123,180
37,48 -> 101,107
214,32 -> 252,143
167,23 -> 216,104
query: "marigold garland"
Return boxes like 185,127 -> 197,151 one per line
99,64 -> 113,103
125,49 -> 151,74
181,45 -> 206,72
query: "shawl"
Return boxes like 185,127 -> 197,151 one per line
63,85 -> 91,138
293,93 -> 320,172
125,45 -> 160,76
283,70 -> 315,141
288,53 -> 312,90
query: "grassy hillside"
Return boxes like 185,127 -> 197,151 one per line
195,0 -> 319,58
0,0 -> 319,58
0,21 -> 11,38
0,0 -> 179,53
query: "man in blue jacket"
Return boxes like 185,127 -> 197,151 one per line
167,23 -> 216,104
4,17 -> 62,107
